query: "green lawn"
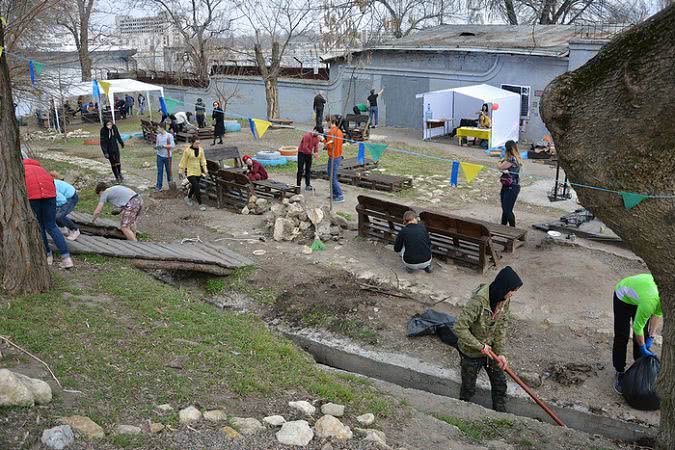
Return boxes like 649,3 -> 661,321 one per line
0,257 -> 391,434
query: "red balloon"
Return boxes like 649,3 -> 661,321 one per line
492,103 -> 499,111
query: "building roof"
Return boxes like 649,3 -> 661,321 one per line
331,24 -> 579,59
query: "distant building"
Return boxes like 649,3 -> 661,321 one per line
114,13 -> 182,71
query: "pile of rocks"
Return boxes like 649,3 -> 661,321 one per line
241,195 -> 271,216
261,195 -> 351,243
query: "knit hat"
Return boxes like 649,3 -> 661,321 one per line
242,155 -> 251,162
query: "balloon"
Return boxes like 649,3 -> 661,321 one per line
492,103 -> 499,111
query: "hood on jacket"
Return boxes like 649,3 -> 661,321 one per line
23,158 -> 41,167
489,266 -> 523,310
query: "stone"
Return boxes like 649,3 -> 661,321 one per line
307,207 -> 324,225
299,211 -> 308,222
178,405 -> 202,424
263,415 -> 286,426
356,413 -> 375,426
273,217 -> 296,241
356,428 -> 387,447
13,372 -> 52,404
59,416 -> 105,440
487,439 -> 515,450
241,206 -> 250,215
329,225 -> 341,236
519,371 -> 543,388
41,425 -> 75,450
302,245 -> 313,255
203,409 -> 228,422
299,221 -> 312,231
314,415 -> 353,440
222,426 -> 242,439
320,403 -> 345,417
0,369 -> 36,407
315,220 -> 332,237
149,422 -> 165,434
271,203 -> 287,217
276,420 -> 314,446
116,425 -> 141,435
330,213 -> 349,229
232,417 -> 264,435
290,194 -> 304,203
154,404 -> 174,415
321,444 -> 334,450
282,198 -> 290,205
289,400 -> 316,416
287,202 -> 306,218
256,198 -> 269,209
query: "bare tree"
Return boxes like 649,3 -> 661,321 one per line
138,0 -> 234,80
235,0 -> 316,119
541,5 -> 675,448
368,0 -> 458,38
55,0 -> 96,81
0,0 -> 53,294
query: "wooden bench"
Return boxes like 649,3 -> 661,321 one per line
269,118 -> 294,129
343,114 -> 371,141
356,195 -> 500,273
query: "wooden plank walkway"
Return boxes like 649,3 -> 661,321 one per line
69,212 -> 125,239
62,235 -> 254,275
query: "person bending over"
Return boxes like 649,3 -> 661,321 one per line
93,182 -> 143,241
393,211 -> 432,273
454,266 -> 523,412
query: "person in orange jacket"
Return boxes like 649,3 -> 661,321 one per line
324,116 -> 344,202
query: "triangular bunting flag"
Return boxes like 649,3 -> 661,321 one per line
98,80 -> 111,96
364,143 -> 387,162
158,96 -> 168,116
92,79 -> 101,99
620,192 -> 649,209
29,60 -> 36,85
357,142 -> 365,165
460,162 -> 484,184
0,16 -> 6,26
449,161 -> 460,187
34,62 -> 43,76
164,97 -> 181,114
249,118 -> 271,139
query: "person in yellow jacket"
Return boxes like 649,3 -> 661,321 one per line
179,136 -> 208,211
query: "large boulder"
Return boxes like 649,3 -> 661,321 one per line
0,369 -> 34,407
276,420 -> 314,446
289,400 -> 316,416
178,406 -> 202,424
203,409 -> 228,422
321,403 -> 345,417
286,202 -> 306,219
314,415 -> 353,440
231,417 -> 264,435
14,372 -> 52,404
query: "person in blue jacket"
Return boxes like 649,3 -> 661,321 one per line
51,172 -> 80,241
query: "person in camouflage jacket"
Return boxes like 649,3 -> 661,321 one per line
454,266 -> 523,412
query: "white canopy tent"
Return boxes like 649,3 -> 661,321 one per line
62,79 -> 165,124
416,84 -> 521,147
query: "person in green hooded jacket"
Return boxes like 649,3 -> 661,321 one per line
454,266 -> 523,412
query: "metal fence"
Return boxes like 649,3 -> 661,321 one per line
573,22 -> 633,40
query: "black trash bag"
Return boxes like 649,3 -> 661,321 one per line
407,309 -> 455,337
436,325 -> 459,349
622,355 -> 660,411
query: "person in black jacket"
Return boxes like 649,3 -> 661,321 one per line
100,121 -> 125,182
394,211 -> 433,273
195,98 -> 206,128
212,101 -> 225,145
313,91 -> 326,128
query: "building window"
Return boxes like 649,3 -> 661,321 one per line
500,84 -> 531,118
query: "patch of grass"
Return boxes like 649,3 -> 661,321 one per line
335,211 -> 352,221
107,434 -> 149,448
437,416 -> 513,442
0,258 -> 392,431
206,278 -> 226,296
39,159 -> 98,179
227,266 -> 276,304
300,311 -> 378,345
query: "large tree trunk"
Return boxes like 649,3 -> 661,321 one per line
78,0 -> 92,81
0,21 -> 51,294
254,41 -> 281,119
504,0 -> 518,24
264,77 -> 279,119
541,6 -> 675,449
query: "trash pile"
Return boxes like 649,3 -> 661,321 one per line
24,130 -> 63,142
261,195 -> 350,243
65,129 -> 93,138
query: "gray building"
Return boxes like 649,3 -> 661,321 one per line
164,24 -> 615,143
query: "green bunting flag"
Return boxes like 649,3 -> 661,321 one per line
620,192 -> 649,209
164,97 -> 181,114
364,143 -> 388,162
34,61 -> 43,75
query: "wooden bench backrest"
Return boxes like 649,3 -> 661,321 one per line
218,169 -> 250,186
357,195 -> 412,222
207,146 -> 241,162
206,160 -> 221,174
419,211 -> 489,238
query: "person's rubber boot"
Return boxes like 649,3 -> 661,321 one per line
613,371 -> 624,395
492,399 -> 507,413
60,257 -> 74,270
47,254 -> 53,266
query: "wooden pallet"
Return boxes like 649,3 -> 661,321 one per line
68,212 -> 125,239
140,119 -> 160,144
59,235 -> 253,275
205,146 -> 242,168
175,127 -> 215,142
352,172 -> 413,192
253,179 -> 300,198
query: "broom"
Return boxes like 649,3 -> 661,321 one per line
308,206 -> 326,252
310,232 -> 326,252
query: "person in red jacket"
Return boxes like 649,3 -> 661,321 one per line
242,155 -> 268,182
22,159 -> 74,269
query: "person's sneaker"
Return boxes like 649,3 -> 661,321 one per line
66,229 -> 80,241
60,257 -> 74,270
46,254 -> 53,266
305,185 -> 314,191
199,204 -> 206,211
184,196 -> 194,207
405,267 -> 414,274
424,264 -> 433,273
613,371 -> 624,394
333,197 -> 345,203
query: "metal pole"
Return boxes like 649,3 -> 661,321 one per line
553,159 -> 561,201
